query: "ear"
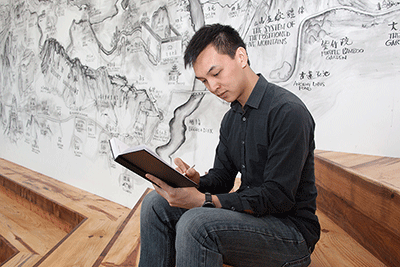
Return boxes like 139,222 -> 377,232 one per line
236,47 -> 248,69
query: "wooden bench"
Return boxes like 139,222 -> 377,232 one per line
314,151 -> 400,267
1,150 -> 399,266
0,158 -> 138,266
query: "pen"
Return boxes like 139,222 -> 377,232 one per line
184,164 -> 195,176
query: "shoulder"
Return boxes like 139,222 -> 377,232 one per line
260,83 -> 315,131
265,82 -> 310,114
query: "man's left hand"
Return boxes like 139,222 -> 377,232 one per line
145,173 -> 204,209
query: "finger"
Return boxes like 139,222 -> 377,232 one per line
146,174 -> 170,200
174,157 -> 190,173
145,173 -> 165,189
186,169 -> 200,185
185,167 -> 196,176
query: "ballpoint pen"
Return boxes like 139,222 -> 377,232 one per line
184,164 -> 195,176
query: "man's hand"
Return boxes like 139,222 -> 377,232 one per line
174,158 -> 200,184
145,173 -> 204,209
146,157 -> 221,209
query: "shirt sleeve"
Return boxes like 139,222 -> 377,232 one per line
216,102 -> 315,215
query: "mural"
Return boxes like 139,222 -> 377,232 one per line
0,0 -> 399,207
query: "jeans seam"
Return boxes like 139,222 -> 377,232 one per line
281,253 -> 311,266
207,228 -> 307,245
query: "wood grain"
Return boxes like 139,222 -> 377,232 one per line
0,158 -> 132,267
93,188 -> 151,267
0,234 -> 18,265
1,151 -> 398,266
315,151 -> 400,267
310,211 -> 386,267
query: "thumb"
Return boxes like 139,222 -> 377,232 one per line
174,157 -> 189,173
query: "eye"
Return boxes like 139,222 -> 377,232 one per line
213,71 -> 221,77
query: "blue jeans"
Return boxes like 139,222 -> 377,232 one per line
139,191 -> 311,267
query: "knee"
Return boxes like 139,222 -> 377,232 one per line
142,190 -> 162,207
176,208 -> 222,253
141,190 -> 168,218
176,208 -> 210,243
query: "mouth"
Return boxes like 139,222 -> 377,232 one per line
217,91 -> 227,99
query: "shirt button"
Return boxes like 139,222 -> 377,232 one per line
242,117 -> 246,122
242,140 -> 245,145
242,164 -> 245,169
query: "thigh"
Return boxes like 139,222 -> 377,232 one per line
141,190 -> 187,229
177,208 -> 310,267
140,191 -> 188,267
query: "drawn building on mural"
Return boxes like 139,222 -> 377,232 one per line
1,0 -> 400,209
141,22 -> 182,64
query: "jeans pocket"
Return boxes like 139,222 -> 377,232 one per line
281,254 -> 311,267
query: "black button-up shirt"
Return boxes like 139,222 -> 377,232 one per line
198,74 -> 320,249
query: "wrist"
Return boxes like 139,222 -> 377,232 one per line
212,195 -> 222,208
202,192 -> 216,208
200,193 -> 222,208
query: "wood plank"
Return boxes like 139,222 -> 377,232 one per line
0,175 -> 85,233
1,252 -> 41,267
316,150 -> 400,193
0,158 -> 133,267
1,154 -> 395,267
0,234 -> 18,265
310,211 -> 385,267
315,152 -> 400,237
0,183 -> 69,265
315,153 -> 400,267
351,157 -> 400,192
0,193 -> 67,255
315,151 -> 382,169
94,190 -> 151,267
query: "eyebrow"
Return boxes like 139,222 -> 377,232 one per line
195,65 -> 218,80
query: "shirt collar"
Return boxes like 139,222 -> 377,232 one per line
231,74 -> 268,112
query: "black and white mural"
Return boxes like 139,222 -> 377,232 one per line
1,0 -> 399,207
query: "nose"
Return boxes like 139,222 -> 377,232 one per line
208,79 -> 220,94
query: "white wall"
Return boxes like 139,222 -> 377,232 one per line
0,0 -> 399,207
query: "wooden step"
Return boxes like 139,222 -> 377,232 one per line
315,150 -> 400,267
1,151 -> 398,266
0,234 -> 18,265
0,178 -> 71,265
0,158 -> 136,266
310,210 -> 386,267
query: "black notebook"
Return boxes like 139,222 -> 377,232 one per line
109,138 -> 198,188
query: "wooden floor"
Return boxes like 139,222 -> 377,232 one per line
0,150 -> 399,266
0,159 -> 144,266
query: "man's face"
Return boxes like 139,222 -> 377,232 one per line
193,44 -> 247,104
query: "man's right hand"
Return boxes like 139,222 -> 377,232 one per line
174,157 -> 201,185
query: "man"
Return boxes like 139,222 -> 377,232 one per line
139,24 -> 320,267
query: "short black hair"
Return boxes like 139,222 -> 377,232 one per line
184,24 -> 249,68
